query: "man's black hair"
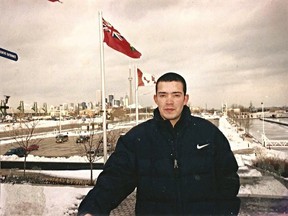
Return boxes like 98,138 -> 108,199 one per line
156,72 -> 187,95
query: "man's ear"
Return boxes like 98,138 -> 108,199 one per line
153,94 -> 157,104
184,94 -> 189,105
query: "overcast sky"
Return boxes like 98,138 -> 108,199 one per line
1,0 -> 287,110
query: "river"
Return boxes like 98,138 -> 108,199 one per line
243,118 -> 288,153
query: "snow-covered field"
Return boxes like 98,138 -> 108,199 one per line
1,117 -> 287,215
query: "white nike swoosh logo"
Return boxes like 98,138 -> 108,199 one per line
197,143 -> 210,149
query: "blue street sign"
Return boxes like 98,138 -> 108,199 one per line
0,47 -> 18,61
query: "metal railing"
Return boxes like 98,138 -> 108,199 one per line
262,134 -> 288,147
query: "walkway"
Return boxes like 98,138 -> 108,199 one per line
72,191 -> 288,215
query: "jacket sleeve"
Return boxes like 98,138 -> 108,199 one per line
213,128 -> 241,215
77,135 -> 137,216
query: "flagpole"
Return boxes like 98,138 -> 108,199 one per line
98,11 -> 107,163
135,64 -> 139,125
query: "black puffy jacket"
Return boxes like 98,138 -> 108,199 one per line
78,106 -> 240,215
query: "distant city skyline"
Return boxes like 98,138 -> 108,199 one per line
1,1 -> 287,109
3,94 -> 286,115
3,91 -> 132,111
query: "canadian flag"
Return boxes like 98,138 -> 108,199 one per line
137,68 -> 156,87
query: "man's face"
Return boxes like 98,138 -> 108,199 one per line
154,81 -> 189,126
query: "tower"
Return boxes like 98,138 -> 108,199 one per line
17,101 -> 24,113
32,102 -> 38,114
128,68 -> 133,105
42,103 -> 48,114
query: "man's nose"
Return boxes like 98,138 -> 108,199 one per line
166,94 -> 174,103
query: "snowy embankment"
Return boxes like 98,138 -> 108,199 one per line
219,116 -> 287,161
218,116 -> 288,197
1,117 -> 288,216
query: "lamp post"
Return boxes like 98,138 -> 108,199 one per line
59,104 -> 62,134
261,102 -> 265,147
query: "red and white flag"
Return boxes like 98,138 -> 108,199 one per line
137,68 -> 156,87
102,18 -> 141,59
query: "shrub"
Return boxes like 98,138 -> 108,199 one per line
253,157 -> 288,178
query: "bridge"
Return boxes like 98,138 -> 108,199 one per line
262,134 -> 288,147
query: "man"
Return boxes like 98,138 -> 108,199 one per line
78,72 -> 240,216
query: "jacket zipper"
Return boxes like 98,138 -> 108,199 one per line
174,159 -> 179,169
173,136 -> 182,215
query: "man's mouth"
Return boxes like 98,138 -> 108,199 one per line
164,108 -> 174,112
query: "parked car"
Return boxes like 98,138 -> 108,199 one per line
76,135 -> 90,143
26,144 -> 39,151
4,147 -> 26,157
55,134 -> 69,143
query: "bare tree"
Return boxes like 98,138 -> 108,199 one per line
106,129 -> 127,152
79,132 -> 102,185
5,119 -> 42,177
242,117 -> 253,136
76,126 -> 128,185
75,116 -> 105,185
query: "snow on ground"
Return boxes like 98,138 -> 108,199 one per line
0,183 -> 89,216
219,116 -> 288,160
0,154 -> 105,163
0,118 -> 101,131
1,117 -> 288,215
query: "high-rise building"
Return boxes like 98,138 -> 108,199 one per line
124,94 -> 129,107
108,94 -> 114,107
62,103 -> 68,110
87,102 -> 94,109
96,90 -> 101,106
113,100 -> 121,107
120,97 -> 124,106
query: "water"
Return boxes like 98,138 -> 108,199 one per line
248,118 -> 288,140
245,118 -> 288,153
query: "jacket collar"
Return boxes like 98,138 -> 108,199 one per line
153,105 -> 191,129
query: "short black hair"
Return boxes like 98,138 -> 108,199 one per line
156,72 -> 187,95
